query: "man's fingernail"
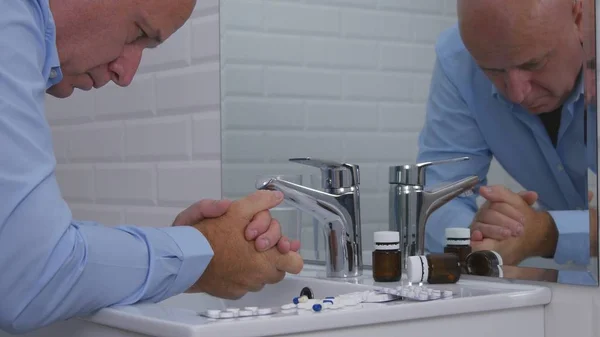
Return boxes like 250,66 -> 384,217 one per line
259,238 -> 269,250
503,229 -> 511,237
247,229 -> 258,239
483,186 -> 493,193
273,191 -> 284,200
515,225 -> 523,236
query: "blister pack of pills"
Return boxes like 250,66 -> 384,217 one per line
373,285 -> 453,301
198,306 -> 278,319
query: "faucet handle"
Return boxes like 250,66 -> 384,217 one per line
389,156 -> 470,186
289,157 -> 359,190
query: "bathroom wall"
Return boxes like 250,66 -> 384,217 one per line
219,0 -> 528,255
44,0 -> 600,336
46,1 -> 221,228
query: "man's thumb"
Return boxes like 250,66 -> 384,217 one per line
233,190 -> 284,221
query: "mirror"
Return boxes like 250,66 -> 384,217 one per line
220,0 -> 599,286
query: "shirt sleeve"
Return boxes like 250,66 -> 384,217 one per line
417,57 -> 493,253
548,210 -> 590,266
0,2 -> 213,334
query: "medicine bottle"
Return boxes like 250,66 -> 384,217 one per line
372,231 -> 401,282
407,253 -> 461,284
464,250 -> 503,277
443,227 -> 471,272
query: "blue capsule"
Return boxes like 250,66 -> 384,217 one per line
293,297 -> 300,304
323,300 -> 333,304
312,304 -> 322,312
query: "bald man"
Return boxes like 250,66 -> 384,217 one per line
0,0 -> 303,334
417,0 -> 597,276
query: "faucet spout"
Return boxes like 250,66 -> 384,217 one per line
418,175 -> 479,255
256,175 -> 362,278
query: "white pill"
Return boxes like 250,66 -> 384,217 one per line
418,293 -> 429,301
281,303 -> 296,310
219,311 -> 235,318
257,308 -> 272,315
430,293 -> 441,300
298,295 -> 309,303
206,310 -> 221,318
442,290 -> 453,297
238,310 -> 254,317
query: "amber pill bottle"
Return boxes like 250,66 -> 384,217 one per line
372,231 -> 401,282
443,227 -> 472,273
464,250 -> 503,276
407,253 -> 462,284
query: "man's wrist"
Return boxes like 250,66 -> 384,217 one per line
532,211 -> 558,258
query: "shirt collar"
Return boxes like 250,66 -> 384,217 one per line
490,69 -> 584,112
45,2 -> 63,89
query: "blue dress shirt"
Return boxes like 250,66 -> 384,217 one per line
417,25 -> 598,284
0,0 -> 214,333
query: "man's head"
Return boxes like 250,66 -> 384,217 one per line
47,0 -> 195,98
457,0 -> 584,114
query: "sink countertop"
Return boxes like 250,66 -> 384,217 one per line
81,264 -> 552,337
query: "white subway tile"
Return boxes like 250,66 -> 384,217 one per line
304,37 -> 378,69
124,206 -> 182,228
305,101 -> 378,130
94,75 -> 155,120
341,9 -> 412,40
45,91 -> 95,125
343,72 -> 412,101
378,0 -> 443,13
157,161 -> 221,206
192,15 -> 220,62
125,115 -> 191,161
67,121 -> 124,162
95,164 -> 156,205
223,98 -> 305,130
156,64 -> 220,113
70,204 -> 124,226
192,112 -> 221,159
265,67 -> 342,98
222,32 -> 304,65
264,2 -> 340,35
223,65 -> 264,96
55,164 -> 95,202
221,0 -> 263,30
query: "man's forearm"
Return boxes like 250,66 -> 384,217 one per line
0,176 -> 213,334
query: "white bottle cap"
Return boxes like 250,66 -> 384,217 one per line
407,255 -> 429,283
374,231 -> 400,250
445,227 -> 471,246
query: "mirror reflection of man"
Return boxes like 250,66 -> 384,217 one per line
417,0 -> 598,283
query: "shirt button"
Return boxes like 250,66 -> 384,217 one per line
49,69 -> 57,79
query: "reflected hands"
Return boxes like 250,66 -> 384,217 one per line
470,185 -> 558,265
173,197 -> 301,254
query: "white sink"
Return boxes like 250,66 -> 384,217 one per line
79,265 -> 552,337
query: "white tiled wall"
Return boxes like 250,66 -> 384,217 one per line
45,0 -> 600,336
220,0 -> 524,255
47,1 -> 221,227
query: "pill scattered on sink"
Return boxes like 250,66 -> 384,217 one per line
257,308 -> 273,315
219,311 -> 234,319
206,310 -> 221,318
281,303 -> 296,310
239,310 -> 254,317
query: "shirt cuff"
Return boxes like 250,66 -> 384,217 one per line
158,226 -> 214,298
548,210 -> 590,266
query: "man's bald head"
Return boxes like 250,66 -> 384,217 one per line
48,0 -> 196,98
456,0 -> 584,114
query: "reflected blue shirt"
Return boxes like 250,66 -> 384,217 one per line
417,25 -> 598,284
0,0 -> 214,334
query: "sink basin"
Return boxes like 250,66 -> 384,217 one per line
80,265 -> 551,337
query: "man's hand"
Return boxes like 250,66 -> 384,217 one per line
189,190 -> 304,299
173,198 -> 300,254
470,185 -> 538,241
470,185 -> 558,265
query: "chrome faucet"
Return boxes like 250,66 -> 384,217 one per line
389,157 -> 479,262
256,158 -> 362,278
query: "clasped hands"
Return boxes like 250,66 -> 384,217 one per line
172,190 -> 303,299
469,185 -> 559,266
